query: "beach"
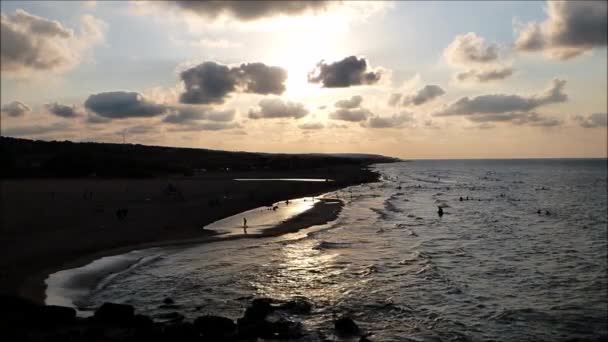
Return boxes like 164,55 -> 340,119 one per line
0,165 -> 376,304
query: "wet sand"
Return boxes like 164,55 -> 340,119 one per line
0,166 -> 374,304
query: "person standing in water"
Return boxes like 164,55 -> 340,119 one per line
243,217 -> 248,234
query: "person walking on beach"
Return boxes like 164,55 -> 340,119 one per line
243,217 -> 248,234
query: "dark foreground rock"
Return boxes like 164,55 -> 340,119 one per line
335,316 -> 360,336
94,302 -> 134,326
0,295 -> 368,341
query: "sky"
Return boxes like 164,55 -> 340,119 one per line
1,0 -> 607,159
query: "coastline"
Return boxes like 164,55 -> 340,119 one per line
40,198 -> 345,309
1,165 -> 374,305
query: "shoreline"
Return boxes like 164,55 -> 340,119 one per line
40,198 -> 345,310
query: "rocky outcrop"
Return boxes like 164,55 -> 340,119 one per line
0,295 -> 368,341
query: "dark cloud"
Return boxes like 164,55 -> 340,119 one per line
84,91 -> 168,119
1,101 -> 31,117
434,79 -> 567,116
515,1 -> 607,60
574,113 -> 608,128
45,102 -> 81,118
248,98 -> 308,119
329,108 -> 371,122
365,112 -> 414,128
171,1 -> 334,21
162,106 -> 236,124
467,112 -> 562,127
456,67 -> 514,83
179,61 -> 287,105
402,85 -> 445,106
308,56 -> 382,88
1,9 -> 105,73
1,122 -> 72,137
335,95 -> 363,109
298,122 -> 324,130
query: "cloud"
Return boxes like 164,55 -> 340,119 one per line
329,108 -> 371,122
84,91 -> 168,119
45,102 -> 81,118
574,113 -> 608,128
1,122 -> 72,137
434,78 -> 567,116
365,112 -> 414,128
515,1 -> 607,60
444,32 -> 499,66
167,122 -> 241,131
248,98 -> 309,119
125,125 -> 158,135
308,56 -> 382,88
1,9 -> 106,74
467,112 -> 562,127
1,101 -> 31,117
163,106 -> 236,124
401,85 -> 445,106
387,93 -> 401,107
444,32 -> 513,83
85,113 -> 111,124
170,1 -> 334,21
335,95 -> 363,109
179,61 -> 287,104
456,67 -> 514,83
329,94 -> 372,122
298,122 -> 324,130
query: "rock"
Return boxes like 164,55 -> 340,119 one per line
243,298 -> 275,321
359,337 -> 373,342
32,305 -> 76,328
269,319 -> 303,339
133,314 -> 154,330
163,297 -> 174,305
334,316 -> 360,336
278,297 -> 312,314
163,322 -> 197,341
238,318 -> 298,340
94,303 -> 134,326
194,315 -> 236,339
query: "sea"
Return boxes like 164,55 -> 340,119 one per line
46,159 -> 608,341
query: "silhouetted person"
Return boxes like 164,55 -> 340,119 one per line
459,197 -> 463,201
243,217 -> 248,234
437,206 -> 444,217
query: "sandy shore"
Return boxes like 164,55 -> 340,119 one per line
0,165 -> 374,304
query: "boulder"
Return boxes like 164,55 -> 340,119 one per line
194,315 -> 236,339
243,298 -> 275,321
94,303 -> 134,325
334,316 -> 360,336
